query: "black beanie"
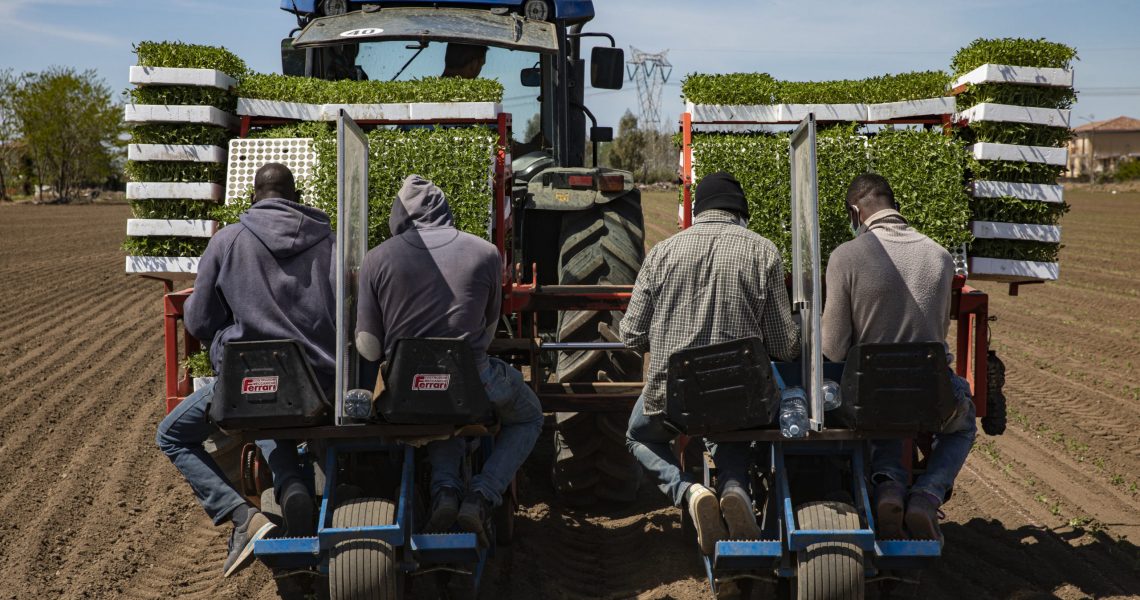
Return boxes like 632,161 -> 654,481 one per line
694,171 -> 749,219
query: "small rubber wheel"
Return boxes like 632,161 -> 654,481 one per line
328,498 -> 402,600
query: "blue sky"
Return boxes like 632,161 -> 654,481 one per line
1,0 -> 1137,131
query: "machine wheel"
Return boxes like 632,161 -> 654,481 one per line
329,498 -> 402,600
794,501 -> 864,600
982,351 -> 1007,436
552,194 -> 645,506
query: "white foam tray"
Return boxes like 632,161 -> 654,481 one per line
867,97 -> 956,121
971,180 -> 1064,203
129,66 -> 238,90
126,219 -> 218,238
956,103 -> 1070,128
971,221 -> 1061,243
124,104 -> 239,129
970,257 -> 1059,282
127,182 -> 224,201
951,64 -> 1074,90
968,142 -> 1068,166
687,97 -> 955,124
236,98 -> 503,122
125,256 -> 200,278
128,144 -> 227,163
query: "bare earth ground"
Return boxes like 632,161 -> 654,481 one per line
0,191 -> 1138,599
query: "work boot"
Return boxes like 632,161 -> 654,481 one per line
686,483 -> 727,555
719,485 -> 763,540
222,509 -> 277,578
423,486 -> 461,533
456,491 -> 493,548
281,479 -> 315,538
874,479 -> 907,540
905,491 -> 944,542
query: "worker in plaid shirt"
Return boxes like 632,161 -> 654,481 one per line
621,171 -> 800,555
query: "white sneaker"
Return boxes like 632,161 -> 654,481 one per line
720,486 -> 763,540
687,484 -> 727,555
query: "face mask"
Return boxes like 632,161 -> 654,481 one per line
736,214 -> 749,227
848,205 -> 862,236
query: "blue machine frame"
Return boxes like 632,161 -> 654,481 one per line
253,439 -> 492,585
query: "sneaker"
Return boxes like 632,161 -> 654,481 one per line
719,485 -> 763,540
686,484 -> 727,555
222,509 -> 277,578
905,491 -> 944,542
423,487 -> 461,533
874,480 -> 908,540
281,480 -> 315,538
456,491 -> 493,547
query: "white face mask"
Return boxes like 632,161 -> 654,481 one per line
736,214 -> 749,227
848,205 -> 862,237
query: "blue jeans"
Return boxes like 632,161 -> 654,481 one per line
155,380 -> 304,524
626,392 -> 753,507
871,373 -> 978,502
427,357 -> 544,507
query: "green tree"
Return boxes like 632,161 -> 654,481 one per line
609,110 -> 646,178
0,70 -> 17,201
11,67 -> 121,202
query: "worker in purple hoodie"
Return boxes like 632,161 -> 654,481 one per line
156,163 -> 336,578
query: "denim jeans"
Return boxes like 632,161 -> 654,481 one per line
155,380 -> 303,524
427,357 -> 544,507
871,372 -> 978,502
625,392 -> 753,507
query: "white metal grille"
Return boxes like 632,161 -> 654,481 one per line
225,138 -> 318,204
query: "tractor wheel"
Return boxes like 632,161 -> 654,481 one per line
794,501 -> 865,600
982,351 -> 1007,436
552,194 -> 645,506
329,498 -> 402,600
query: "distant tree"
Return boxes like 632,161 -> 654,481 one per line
523,113 -> 541,143
609,110 -> 646,177
11,67 -> 121,202
0,70 -> 16,201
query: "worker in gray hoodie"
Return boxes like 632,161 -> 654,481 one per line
356,175 -> 543,546
156,163 -> 335,577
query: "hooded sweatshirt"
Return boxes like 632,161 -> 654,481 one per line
184,198 -> 337,392
355,175 -> 501,372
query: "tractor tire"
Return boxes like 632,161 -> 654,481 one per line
794,501 -> 865,600
552,194 -> 645,506
329,498 -> 402,600
982,351 -> 1007,436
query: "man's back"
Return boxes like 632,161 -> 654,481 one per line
822,211 -> 955,362
620,209 -> 799,415
356,177 -> 500,371
184,198 -> 337,391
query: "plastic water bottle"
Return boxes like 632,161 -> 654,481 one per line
821,379 -> 842,411
780,387 -> 809,438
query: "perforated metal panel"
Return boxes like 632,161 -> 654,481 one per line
225,138 -> 318,204
951,243 -> 969,277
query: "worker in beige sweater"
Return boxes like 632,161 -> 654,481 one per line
822,173 -> 976,542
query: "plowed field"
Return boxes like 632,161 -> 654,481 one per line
0,190 -> 1137,599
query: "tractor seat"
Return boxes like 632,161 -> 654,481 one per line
209,339 -> 332,431
831,342 -> 956,432
378,338 -> 493,426
665,337 -> 781,435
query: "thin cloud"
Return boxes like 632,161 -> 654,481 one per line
8,16 -> 121,47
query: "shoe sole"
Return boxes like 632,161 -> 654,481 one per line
690,492 -> 727,555
456,509 -> 488,547
282,492 -> 315,538
720,493 -> 762,540
905,510 -> 942,542
877,496 -> 906,540
223,520 -> 277,578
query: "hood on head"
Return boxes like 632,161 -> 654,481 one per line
240,197 -> 332,258
389,175 -> 455,236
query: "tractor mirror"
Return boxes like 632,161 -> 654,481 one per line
520,67 -> 541,88
590,46 -> 624,90
281,37 -> 306,76
590,126 -> 614,143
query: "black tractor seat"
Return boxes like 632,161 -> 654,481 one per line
377,337 -> 494,426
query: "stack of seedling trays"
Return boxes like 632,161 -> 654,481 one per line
232,73 -> 505,248
680,71 -> 973,267
950,38 -> 1077,282
123,42 -> 245,279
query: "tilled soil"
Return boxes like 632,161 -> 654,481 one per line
0,193 -> 1138,599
